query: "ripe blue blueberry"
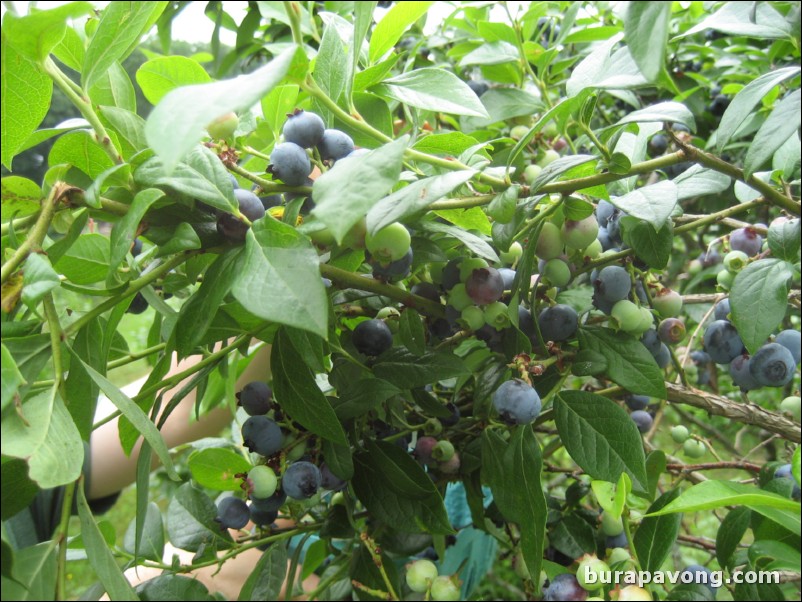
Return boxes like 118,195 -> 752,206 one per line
320,463 -> 347,491
729,355 -> 760,391
538,304 -> 578,342
282,461 -> 322,499
749,342 -> 796,387
594,266 -> 631,304
703,320 -> 745,364
237,381 -> 272,416
492,379 -> 542,424
654,343 -> 671,369
249,504 -> 278,527
595,200 -> 617,228
217,189 -> 267,242
630,410 -> 653,433
353,319 -> 394,356
714,298 -> 731,321
282,109 -> 325,148
241,416 -> 283,457
317,129 -> 355,162
640,329 -> 661,356
729,227 -> 763,257
625,395 -> 649,411
498,267 -> 517,291
250,489 -> 287,512
465,267 -> 505,305
775,329 -> 801,365
544,573 -> 588,602
270,142 -> 312,186
370,248 -> 413,282
215,496 -> 250,530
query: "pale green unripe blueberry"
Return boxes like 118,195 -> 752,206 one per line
562,215 -> 599,250
543,258 -> 572,287
538,149 -> 560,167
671,425 -> 690,443
365,222 -> 411,263
780,396 -> 801,422
406,559 -> 438,593
500,241 -> 523,265
248,465 -> 278,499
724,250 -> 749,273
651,288 -> 683,318
484,301 -> 510,330
510,125 -> 530,140
535,222 -> 564,260
583,238 -> 603,259
611,300 -> 641,333
524,164 -> 543,185
448,284 -> 472,311
430,576 -> 461,601
461,305 -> 485,330
607,547 -> 632,567
577,554 -> 611,591
432,440 -> 455,462
616,585 -> 653,601
717,269 -> 734,290
207,112 -> 239,140
683,438 -> 706,458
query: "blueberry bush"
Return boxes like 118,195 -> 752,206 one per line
1,2 -> 801,601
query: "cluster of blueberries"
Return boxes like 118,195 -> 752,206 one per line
213,381 -> 345,531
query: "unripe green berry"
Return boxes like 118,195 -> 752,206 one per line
577,554 -> 611,591
424,418 -> 443,436
562,215 -> 599,250
600,512 -> 624,536
651,288 -> 683,318
611,300 -> 642,333
542,258 -> 571,287
430,576 -> 461,601
780,396 -> 801,422
484,301 -> 510,330
460,257 -> 489,282
365,223 -> 411,263
207,112 -> 239,140
448,284 -> 473,311
683,438 -> 706,459
724,250 -> 749,273
406,559 -> 438,593
671,425 -> 690,444
461,305 -> 485,330
535,222 -> 564,260
500,241 -> 523,265
607,547 -> 632,567
583,238 -> 603,259
524,164 -> 543,185
538,149 -> 560,167
510,125 -> 530,140
432,440 -> 456,462
248,465 -> 278,500
717,269 -> 734,290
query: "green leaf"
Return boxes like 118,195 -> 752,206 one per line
0,388 -> 84,489
646,481 -> 801,534
71,355 -> 180,481
487,186 -> 519,224
123,501 -> 164,563
369,1 -> 433,63
82,1 -> 168,91
136,55 -> 212,106
730,259 -> 793,355
1,36 -> 53,170
481,427 -> 546,589
420,220 -> 498,263
460,41 -> 519,66
260,84 -> 299,134
238,542 -> 288,601
372,348 -> 469,388
591,474 -> 631,518
744,89 -> 802,177
1,458 -> 39,520
621,217 -> 673,269
134,159 -> 237,215
332,378 -> 400,421
610,180 -> 677,229
767,217 -> 801,262
135,575 -> 216,601
529,154 -> 597,193
399,309 -> 426,356
320,439 -> 354,481
634,489 -> 682,572
1,176 -> 41,220
717,66 -> 800,152
554,390 -> 649,494
614,101 -> 695,132
0,345 -> 26,413
646,450 -> 666,500
551,514 -> 596,559
354,55 -> 399,92
412,132 -> 479,156
606,152 -> 631,175
108,188 -> 164,274
21,253 -> 60,307
352,441 -> 454,535
48,130 -> 115,178
464,88 -> 542,127
52,24 -> 85,72
145,45 -> 303,173
673,165 -> 732,200
677,1 -> 794,40
566,33 -> 647,97
89,61 -> 136,113
624,2 -> 671,82
64,319 -> 105,441
377,68 -> 490,118
366,170 -> 475,235
433,207 -> 491,236
577,327 -> 666,398
99,106 -> 148,156
314,21 -> 347,106
53,233 -> 110,285
188,448 -> 252,491
345,0 -> 377,105
232,219 -> 328,338
312,137 -> 406,243
716,507 -> 751,569
271,329 -> 347,445
2,2 -> 93,62
166,483 -> 233,552
84,163 -> 131,208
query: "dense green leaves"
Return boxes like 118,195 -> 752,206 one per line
136,55 -> 212,106
378,68 -> 490,117
623,2 -> 671,82
633,489 -> 682,572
